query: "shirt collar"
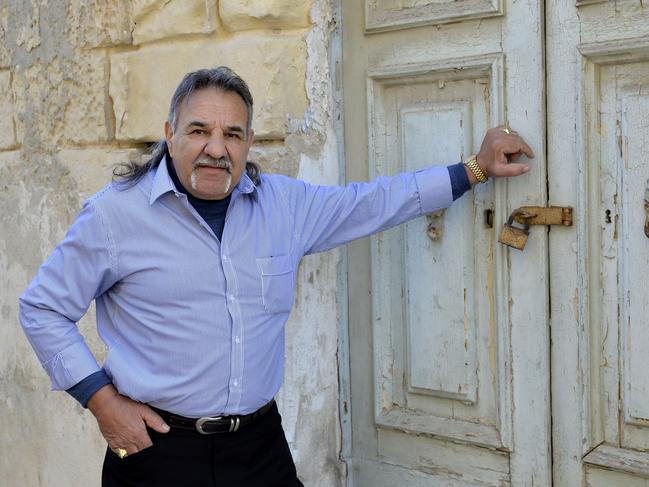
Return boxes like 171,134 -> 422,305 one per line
149,155 -> 177,205
149,156 -> 258,205
235,171 -> 257,196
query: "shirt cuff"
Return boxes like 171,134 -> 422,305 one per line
413,166 -> 454,214
66,369 -> 113,407
42,338 -> 102,391
447,162 -> 472,200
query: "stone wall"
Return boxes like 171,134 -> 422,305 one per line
0,1 -> 345,485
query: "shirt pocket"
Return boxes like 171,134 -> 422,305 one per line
256,255 -> 294,314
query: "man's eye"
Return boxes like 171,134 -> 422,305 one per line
191,129 -> 206,135
226,133 -> 242,139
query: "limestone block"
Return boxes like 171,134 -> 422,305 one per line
13,52 -> 109,148
132,0 -> 160,16
220,0 -> 311,31
56,148 -> 145,201
67,0 -> 132,48
0,70 -> 16,149
249,142 -> 299,177
110,33 -> 307,141
0,6 -> 11,67
63,52 -> 110,145
15,0 -> 41,52
9,71 -> 28,149
132,0 -> 216,45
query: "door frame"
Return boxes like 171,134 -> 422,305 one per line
329,0 -> 354,484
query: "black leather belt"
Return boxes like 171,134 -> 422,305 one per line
152,400 -> 274,434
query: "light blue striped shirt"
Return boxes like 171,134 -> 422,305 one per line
19,157 -> 454,417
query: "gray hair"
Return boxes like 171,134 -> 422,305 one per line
113,66 -> 260,187
168,66 -> 254,134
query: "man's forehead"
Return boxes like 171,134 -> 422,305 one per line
186,119 -> 245,133
177,88 -> 248,121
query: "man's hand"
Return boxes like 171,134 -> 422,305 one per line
87,384 -> 170,456
468,125 -> 535,185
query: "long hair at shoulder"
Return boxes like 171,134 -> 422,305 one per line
112,141 -> 166,188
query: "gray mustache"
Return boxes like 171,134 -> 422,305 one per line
193,157 -> 232,173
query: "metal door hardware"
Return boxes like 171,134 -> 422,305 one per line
511,206 -> 573,227
499,206 -> 573,251
498,210 -> 531,250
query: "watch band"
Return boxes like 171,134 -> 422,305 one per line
464,154 -> 488,183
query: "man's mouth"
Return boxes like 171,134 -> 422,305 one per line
193,158 -> 232,173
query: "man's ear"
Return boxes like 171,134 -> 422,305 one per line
164,121 -> 174,156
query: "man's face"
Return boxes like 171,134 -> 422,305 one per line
165,88 -> 254,200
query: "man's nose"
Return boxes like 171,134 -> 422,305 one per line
203,133 -> 227,159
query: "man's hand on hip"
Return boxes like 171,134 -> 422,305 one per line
87,384 -> 170,456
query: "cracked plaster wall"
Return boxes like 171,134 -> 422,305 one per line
0,1 -> 345,486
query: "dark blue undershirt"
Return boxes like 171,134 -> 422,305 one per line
166,157 -> 231,240
66,161 -> 470,407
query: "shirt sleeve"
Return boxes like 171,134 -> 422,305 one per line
281,165 -> 454,256
18,197 -> 118,391
447,162 -> 472,200
66,369 -> 113,407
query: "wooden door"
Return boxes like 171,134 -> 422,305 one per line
548,1 -> 649,486
342,1 -> 549,485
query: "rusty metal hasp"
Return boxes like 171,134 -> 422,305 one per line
511,206 -> 573,227
499,206 -> 573,251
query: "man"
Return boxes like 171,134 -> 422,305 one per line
19,66 -> 533,486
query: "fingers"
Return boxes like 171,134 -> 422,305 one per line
110,443 -> 151,458
497,131 -> 534,160
142,406 -> 171,434
114,405 -> 160,451
486,160 -> 529,178
113,432 -> 152,454
496,161 -> 530,177
93,393 -> 164,455
501,138 -> 534,162
497,124 -> 517,136
107,406 -> 168,455
110,444 -> 141,457
489,143 -> 530,177
514,138 -> 535,159
477,125 -> 535,180
104,419 -> 152,454
491,126 -> 535,158
106,424 -> 152,456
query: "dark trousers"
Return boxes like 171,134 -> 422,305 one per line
102,402 -> 304,487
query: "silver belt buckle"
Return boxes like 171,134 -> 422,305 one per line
195,416 -> 241,434
196,416 -> 221,434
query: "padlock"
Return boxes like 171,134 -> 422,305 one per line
498,210 -> 531,250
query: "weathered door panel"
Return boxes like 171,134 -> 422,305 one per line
547,1 -> 649,486
369,64 -> 504,449
343,1 -> 548,485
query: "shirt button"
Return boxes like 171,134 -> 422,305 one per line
234,336 -> 240,344
233,379 -> 239,387
222,255 -> 228,261
228,294 -> 235,302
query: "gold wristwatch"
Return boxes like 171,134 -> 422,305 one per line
464,154 -> 488,183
